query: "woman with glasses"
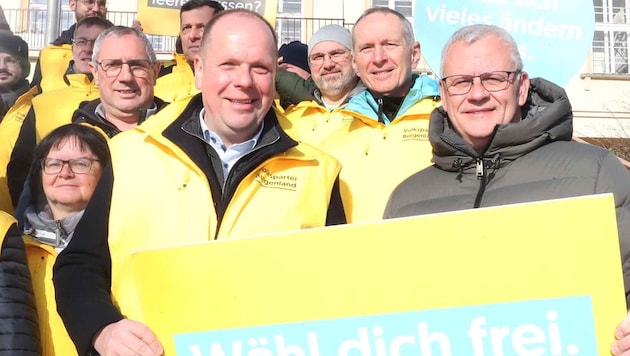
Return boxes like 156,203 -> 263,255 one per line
22,123 -> 110,355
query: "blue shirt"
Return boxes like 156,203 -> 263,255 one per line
199,108 -> 263,182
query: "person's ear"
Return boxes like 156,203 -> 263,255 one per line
517,71 -> 530,106
410,41 -> 421,69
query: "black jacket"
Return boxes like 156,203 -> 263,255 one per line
0,219 -> 40,355
72,97 -> 169,138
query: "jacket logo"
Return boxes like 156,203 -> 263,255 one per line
255,167 -> 297,191
402,128 -> 428,141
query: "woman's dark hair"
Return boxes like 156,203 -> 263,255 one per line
28,124 -> 111,208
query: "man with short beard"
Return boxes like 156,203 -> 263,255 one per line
0,32 -> 30,121
281,24 -> 364,146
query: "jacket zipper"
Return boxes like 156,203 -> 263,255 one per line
473,158 -> 487,208
473,154 -> 501,208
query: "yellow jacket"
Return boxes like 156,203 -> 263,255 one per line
0,87 -> 38,213
23,237 -> 76,356
38,44 -> 73,93
102,96 -> 341,321
33,73 -> 100,140
154,53 -> 199,103
281,100 -> 356,146
320,76 -> 441,223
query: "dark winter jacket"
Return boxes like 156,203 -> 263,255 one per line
0,211 -> 40,355
384,77 -> 630,306
71,97 -> 169,138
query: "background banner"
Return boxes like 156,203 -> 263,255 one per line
132,194 -> 626,355
137,0 -> 278,37
414,0 -> 595,86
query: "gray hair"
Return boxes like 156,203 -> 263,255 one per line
440,24 -> 523,76
352,7 -> 415,48
92,25 -> 157,64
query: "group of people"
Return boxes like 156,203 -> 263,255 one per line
1,2 -> 630,356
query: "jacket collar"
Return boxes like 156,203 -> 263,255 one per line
344,74 -> 440,122
430,77 -> 574,172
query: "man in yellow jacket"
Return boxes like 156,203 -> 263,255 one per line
155,0 -> 224,102
280,24 -> 365,146
54,9 -> 345,356
31,0 -> 107,92
317,7 -> 441,223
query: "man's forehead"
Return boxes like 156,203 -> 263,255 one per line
99,35 -> 149,58
0,52 -> 15,57
76,24 -> 105,37
182,5 -> 215,20
311,41 -> 348,54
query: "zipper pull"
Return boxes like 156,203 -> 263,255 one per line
377,97 -> 389,125
476,158 -> 484,180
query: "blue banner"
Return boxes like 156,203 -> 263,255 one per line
174,296 -> 597,356
414,0 -> 595,86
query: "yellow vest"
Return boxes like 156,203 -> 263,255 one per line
282,100 -> 356,146
321,97 -> 440,223
154,53 -> 199,103
23,237 -> 76,356
38,44 -> 73,93
0,87 -> 38,214
105,98 -> 341,321
33,73 -> 99,141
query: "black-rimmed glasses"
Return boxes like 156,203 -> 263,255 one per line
42,158 -> 100,175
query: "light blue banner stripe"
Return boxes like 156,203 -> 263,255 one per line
174,296 -> 596,356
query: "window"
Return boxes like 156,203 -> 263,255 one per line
279,0 -> 302,14
372,0 -> 413,17
277,0 -> 303,45
593,0 -> 630,73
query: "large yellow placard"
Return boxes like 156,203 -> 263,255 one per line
132,194 -> 626,355
137,0 -> 278,36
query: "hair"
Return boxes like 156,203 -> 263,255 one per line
92,25 -> 157,63
28,124 -> 111,208
440,24 -> 523,76
180,0 -> 224,20
352,7 -> 415,48
74,16 -> 114,38
199,9 -> 277,59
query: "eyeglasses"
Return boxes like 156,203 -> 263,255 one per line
79,0 -> 107,9
96,59 -> 154,78
42,158 -> 100,175
0,56 -> 19,67
72,38 -> 97,48
309,50 -> 350,66
441,71 -> 521,96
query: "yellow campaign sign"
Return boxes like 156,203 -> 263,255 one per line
138,0 -> 278,36
132,194 -> 626,355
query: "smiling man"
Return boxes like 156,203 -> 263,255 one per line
384,24 -> 630,319
71,25 -> 166,137
32,0 -> 108,92
54,10 -> 345,356
0,32 -> 29,120
281,24 -> 364,145
312,7 -> 441,223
